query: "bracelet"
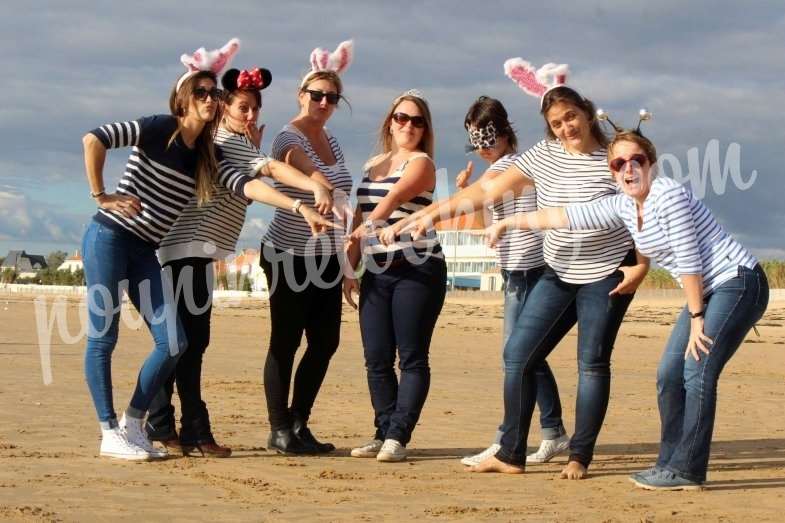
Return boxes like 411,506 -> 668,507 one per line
291,199 -> 303,214
689,309 -> 704,319
90,189 -> 106,199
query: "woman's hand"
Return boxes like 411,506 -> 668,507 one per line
455,160 -> 474,189
378,222 -> 403,246
300,205 -> 336,236
96,193 -> 142,218
485,221 -> 507,248
343,277 -> 360,309
686,316 -> 713,361
245,121 -> 264,149
312,183 -> 333,215
610,265 -> 648,296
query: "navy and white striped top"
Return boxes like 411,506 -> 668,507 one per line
487,154 -> 544,271
90,115 -> 255,247
513,140 -> 633,284
565,176 -> 757,295
264,124 -> 353,256
157,126 -> 273,264
356,153 -> 442,266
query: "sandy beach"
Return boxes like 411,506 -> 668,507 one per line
1,293 -> 784,522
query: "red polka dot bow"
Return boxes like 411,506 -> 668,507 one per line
237,68 -> 264,89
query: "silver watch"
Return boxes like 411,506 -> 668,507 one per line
291,199 -> 303,214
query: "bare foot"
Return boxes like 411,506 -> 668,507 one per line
469,455 -> 525,474
560,460 -> 587,480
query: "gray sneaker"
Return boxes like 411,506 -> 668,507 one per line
631,468 -> 703,491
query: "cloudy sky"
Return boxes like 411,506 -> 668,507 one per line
1,1 -> 783,259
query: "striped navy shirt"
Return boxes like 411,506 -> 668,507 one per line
514,140 -> 633,284
487,154 -> 544,271
157,126 -> 273,264
264,124 -> 353,256
90,114 -> 255,247
565,176 -> 757,295
356,153 -> 442,266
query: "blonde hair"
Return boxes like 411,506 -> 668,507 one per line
168,71 -> 221,206
375,95 -> 434,158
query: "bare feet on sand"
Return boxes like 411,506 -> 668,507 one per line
560,460 -> 587,479
469,455 -> 525,474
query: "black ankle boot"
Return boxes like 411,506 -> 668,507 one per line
267,429 -> 316,455
292,417 -> 335,454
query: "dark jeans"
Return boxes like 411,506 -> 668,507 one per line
359,256 -> 447,446
82,219 -> 187,429
146,257 -> 215,444
259,246 -> 342,431
656,265 -> 769,482
496,266 -> 634,467
496,267 -> 566,442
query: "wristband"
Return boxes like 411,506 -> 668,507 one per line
291,199 -> 303,214
90,189 -> 106,199
689,310 -> 704,319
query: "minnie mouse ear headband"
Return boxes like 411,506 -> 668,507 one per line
503,58 -> 569,108
596,108 -> 652,135
222,67 -> 272,92
177,38 -> 241,92
300,39 -> 354,88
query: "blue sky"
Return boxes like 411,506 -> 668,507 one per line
1,1 -> 783,259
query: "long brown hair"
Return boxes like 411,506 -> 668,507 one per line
375,94 -> 434,158
540,86 -> 608,149
168,71 -> 221,205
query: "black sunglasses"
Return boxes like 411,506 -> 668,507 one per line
392,112 -> 426,129
193,86 -> 223,102
305,89 -> 340,105
609,153 -> 649,173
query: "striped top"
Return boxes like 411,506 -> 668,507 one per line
487,154 -> 544,271
513,140 -> 633,284
565,176 -> 757,295
263,124 -> 353,256
356,153 -> 442,266
90,114 -> 255,247
157,126 -> 273,264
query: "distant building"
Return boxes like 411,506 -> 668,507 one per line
1,250 -> 48,279
214,248 -> 268,292
435,212 -> 499,290
57,250 -> 84,273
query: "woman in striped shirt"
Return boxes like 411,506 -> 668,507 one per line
395,86 -> 648,479
451,97 -> 569,468
81,53 -> 332,461
487,131 -> 769,490
259,63 -> 353,455
344,90 -> 447,462
145,66 -> 335,458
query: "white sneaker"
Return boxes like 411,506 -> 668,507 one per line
526,434 -> 570,463
100,427 -> 151,461
351,439 -> 383,458
376,439 -> 407,462
460,443 -> 501,467
120,414 -> 167,459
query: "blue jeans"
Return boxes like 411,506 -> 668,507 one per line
82,220 -> 187,429
656,264 -> 769,482
496,266 -> 634,467
495,267 -> 565,443
359,257 -> 447,445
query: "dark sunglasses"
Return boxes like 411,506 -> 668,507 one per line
193,86 -> 223,102
392,112 -> 426,129
305,89 -> 340,105
609,153 -> 648,173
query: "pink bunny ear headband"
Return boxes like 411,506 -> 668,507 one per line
503,58 -> 570,108
300,39 -> 354,88
177,37 -> 241,92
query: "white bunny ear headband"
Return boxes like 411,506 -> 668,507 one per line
596,108 -> 653,135
300,39 -> 354,88
177,37 -> 241,92
503,58 -> 570,108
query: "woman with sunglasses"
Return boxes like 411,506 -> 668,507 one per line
146,65 -> 334,458
259,41 -> 354,455
487,129 -> 768,490
386,63 -> 648,479
81,40 -> 332,461
344,90 -> 447,463
450,97 -> 570,468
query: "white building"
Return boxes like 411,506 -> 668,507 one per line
435,213 -> 500,290
57,251 -> 84,273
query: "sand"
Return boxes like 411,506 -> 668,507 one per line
1,293 -> 784,522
